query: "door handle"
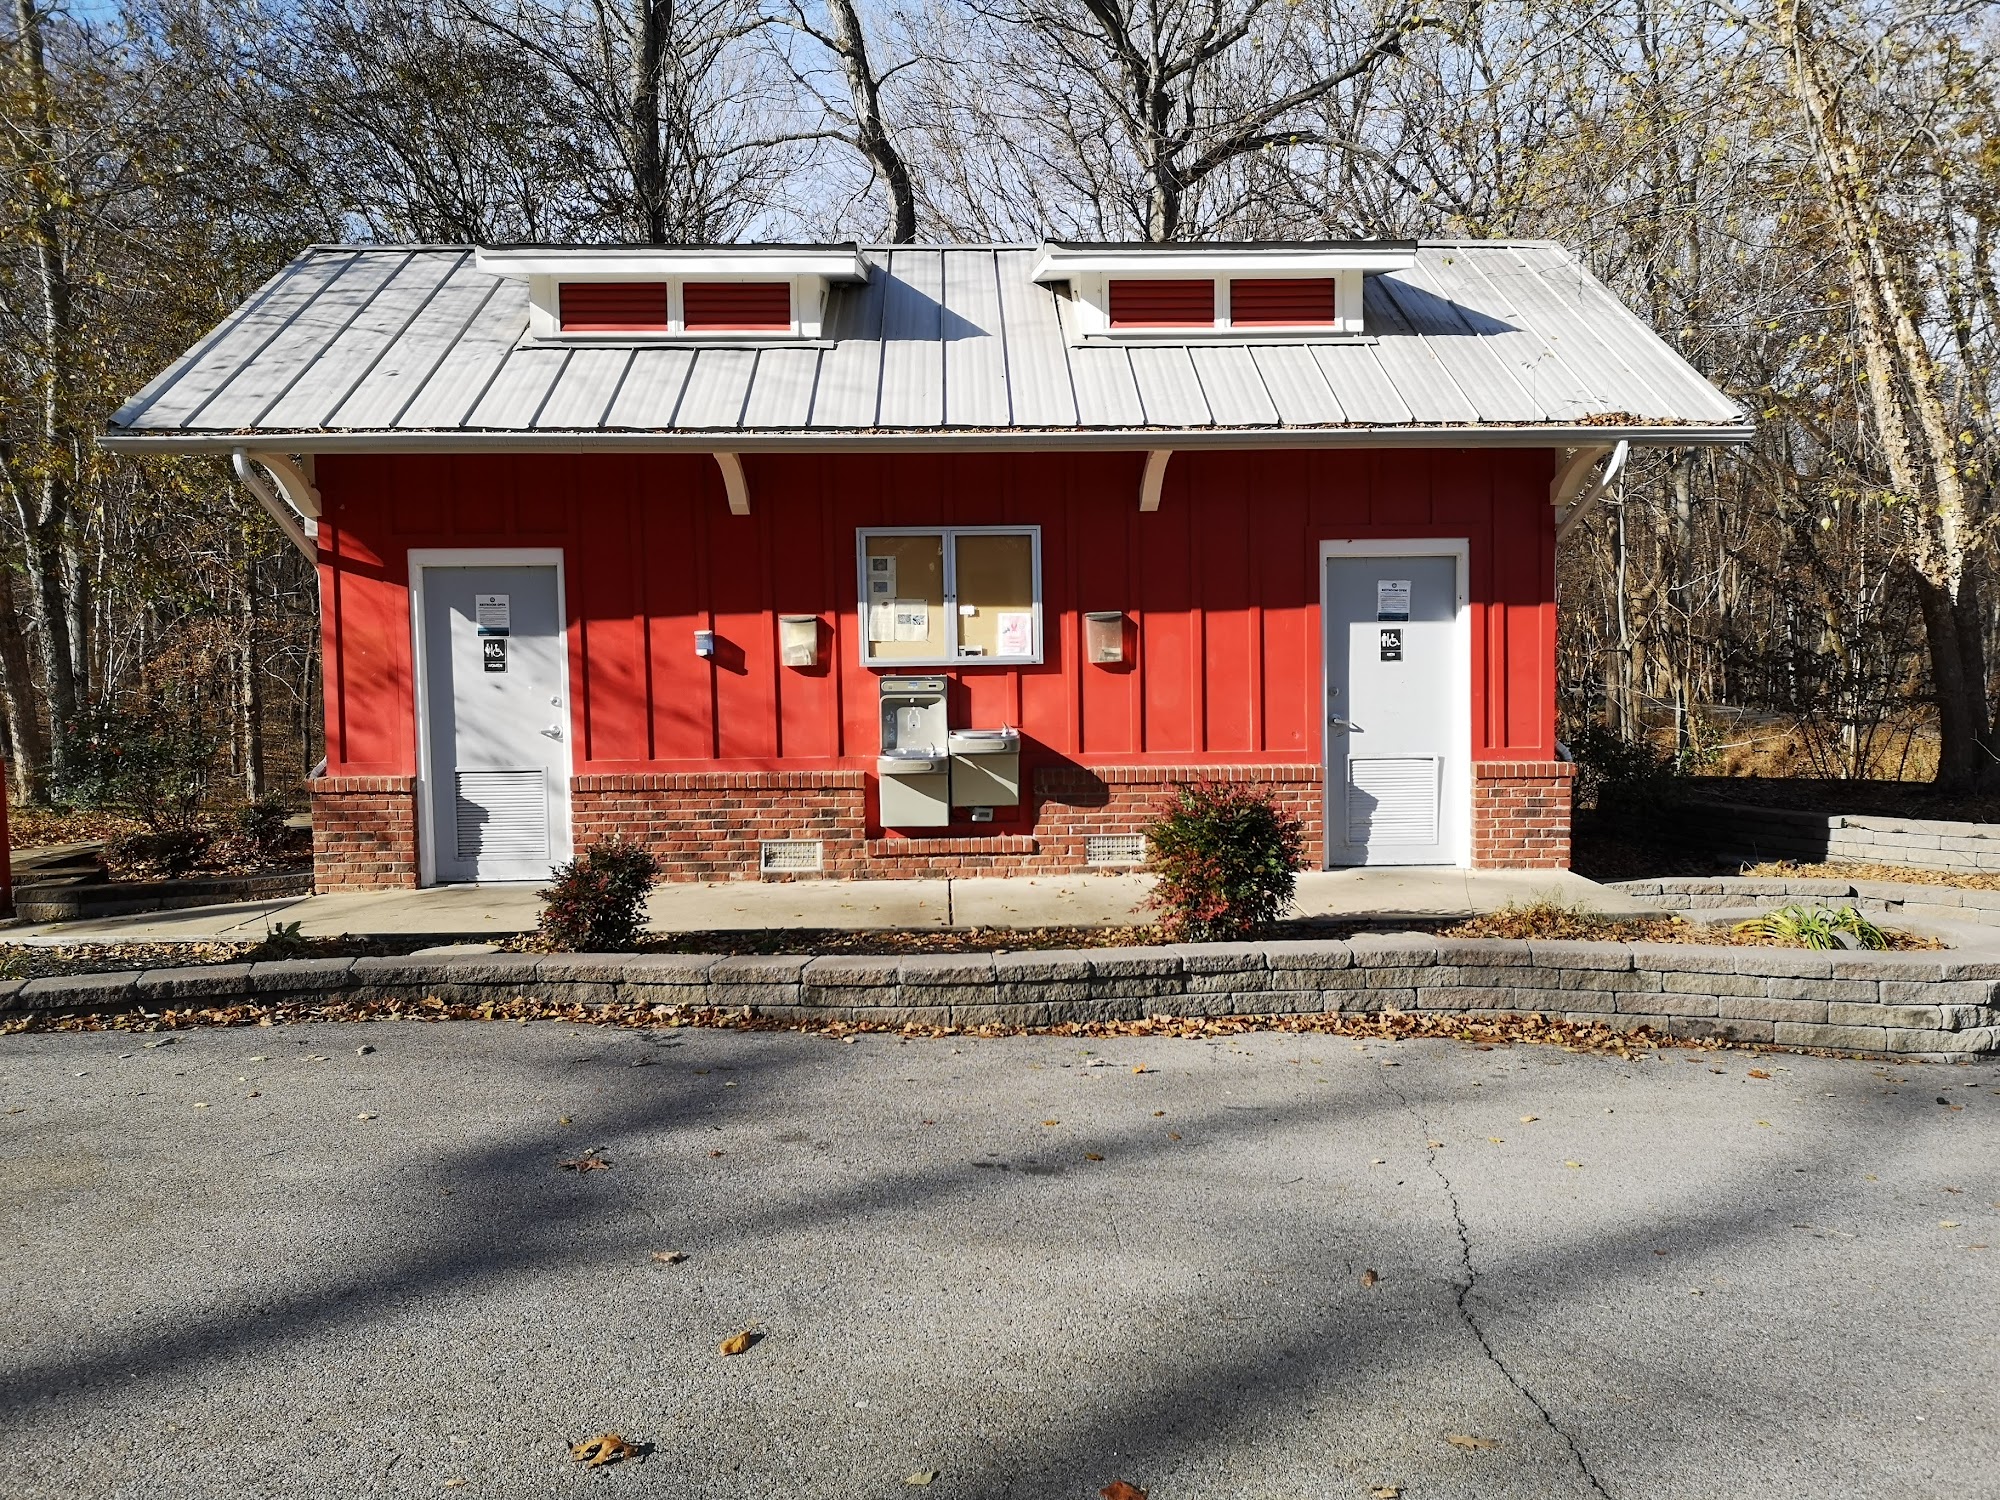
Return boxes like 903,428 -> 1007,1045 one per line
541,724 -> 564,740
1328,718 -> 1357,732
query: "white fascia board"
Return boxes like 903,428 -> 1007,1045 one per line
475,247 -> 869,281
1031,243 -> 1417,281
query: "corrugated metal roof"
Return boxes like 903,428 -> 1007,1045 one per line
106,242 -> 1749,447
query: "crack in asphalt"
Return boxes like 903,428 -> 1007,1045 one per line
1374,1061 -> 1615,1500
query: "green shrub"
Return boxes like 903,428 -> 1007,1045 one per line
1733,904 -> 1888,951
58,703 -> 221,831
535,839 -> 661,952
1145,781 -> 1305,942
1565,720 -> 1678,812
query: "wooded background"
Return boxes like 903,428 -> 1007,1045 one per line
4,0 -> 1996,809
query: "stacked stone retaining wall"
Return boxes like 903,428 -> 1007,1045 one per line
1618,798 -> 2000,875
7,937 -> 1995,1059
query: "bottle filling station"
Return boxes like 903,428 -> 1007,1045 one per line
876,676 -> 1021,827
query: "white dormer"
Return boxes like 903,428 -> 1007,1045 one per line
474,244 -> 871,342
1030,240 -> 1416,339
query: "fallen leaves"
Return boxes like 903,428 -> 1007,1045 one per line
1446,1434 -> 1500,1451
650,1250 -> 685,1264
1748,1069 -> 1772,1080
1518,1115 -> 1538,1123
4,994 -> 1764,1060
905,1472 -> 939,1487
1084,1153 -> 1105,1162
1564,1161 -> 1584,1169
569,1433 -> 637,1467
1370,1487 -> 1402,1498
558,1156 -> 611,1173
1360,1268 -> 1378,1287
719,1328 -> 758,1356
1099,1483 -> 1148,1500
1042,1119 -> 1060,1127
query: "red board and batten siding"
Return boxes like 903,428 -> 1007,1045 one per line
315,448 -> 1557,800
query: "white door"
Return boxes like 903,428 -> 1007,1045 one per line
1324,552 -> 1462,866
419,564 -> 570,883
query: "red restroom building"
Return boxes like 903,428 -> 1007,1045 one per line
107,240 -> 1748,890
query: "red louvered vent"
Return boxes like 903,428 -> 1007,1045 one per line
1108,278 -> 1216,328
558,282 -> 669,332
1229,278 -> 1338,327
683,281 -> 792,331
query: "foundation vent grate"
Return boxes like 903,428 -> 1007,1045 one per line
1085,833 -> 1148,867
759,839 -> 825,874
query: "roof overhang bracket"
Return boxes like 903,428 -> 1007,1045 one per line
714,451 -> 749,515
1551,440 -> 1628,540
231,448 -> 318,560
1140,449 -> 1171,512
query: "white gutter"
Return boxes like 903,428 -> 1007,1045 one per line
1551,440 -> 1629,540
111,424 -> 1753,456
231,449 -> 316,560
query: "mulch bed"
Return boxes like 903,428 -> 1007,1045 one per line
0,991 -> 1742,1059
1740,858 -> 2000,892
0,936 -> 446,983
1443,906 -> 1937,949
6,810 -> 145,851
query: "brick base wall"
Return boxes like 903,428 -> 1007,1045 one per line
1471,760 -> 1574,869
570,765 -> 1326,881
307,776 -> 420,891
319,760 -> 1570,888
572,772 -> 871,880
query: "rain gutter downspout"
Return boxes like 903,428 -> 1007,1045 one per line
231,449 -> 316,560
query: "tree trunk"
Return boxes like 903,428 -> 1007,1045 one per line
0,571 -> 50,802
1778,0 -> 1996,789
631,0 -> 667,243
7,0 -> 84,784
825,0 -> 917,242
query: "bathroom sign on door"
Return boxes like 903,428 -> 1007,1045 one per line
1376,580 -> 1410,621
476,594 -> 511,635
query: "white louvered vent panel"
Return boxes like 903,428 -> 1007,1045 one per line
1086,833 -> 1148,867
759,839 -> 824,874
454,770 -> 550,861
1347,757 -> 1440,845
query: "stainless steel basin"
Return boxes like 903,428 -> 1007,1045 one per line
877,749 -> 947,776
946,727 -> 1020,754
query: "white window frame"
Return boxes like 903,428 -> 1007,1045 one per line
1067,270 -> 1367,341
527,273 -> 822,343
856,525 -> 1043,668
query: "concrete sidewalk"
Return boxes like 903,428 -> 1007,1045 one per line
3,866 -> 1648,944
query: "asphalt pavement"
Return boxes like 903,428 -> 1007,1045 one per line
1,1023 -> 1995,1499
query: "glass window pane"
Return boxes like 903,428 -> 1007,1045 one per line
861,533 -> 946,662
955,531 -> 1036,658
